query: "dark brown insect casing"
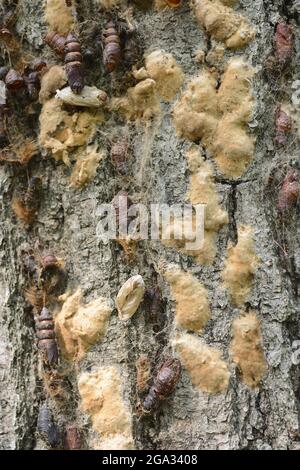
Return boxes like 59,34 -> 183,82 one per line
148,286 -> 163,321
33,58 -> 47,73
103,21 -> 121,73
166,0 -> 181,7
64,33 -> 84,94
0,109 -> 8,147
44,31 -> 66,57
64,425 -> 82,450
24,71 -> 40,99
38,253 -> 67,295
40,252 -> 62,275
5,69 -> 24,91
274,21 -> 293,66
36,307 -> 59,365
37,403 -> 61,448
274,105 -> 292,145
142,358 -> 181,413
277,170 -> 300,213
111,138 -> 129,174
42,253 -> 59,269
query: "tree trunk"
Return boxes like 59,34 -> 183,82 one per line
0,0 -> 300,450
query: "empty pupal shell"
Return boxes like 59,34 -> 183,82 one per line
55,86 -> 108,107
116,275 -> 145,321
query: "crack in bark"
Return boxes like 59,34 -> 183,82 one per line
227,184 -> 238,245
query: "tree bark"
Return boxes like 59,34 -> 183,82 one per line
0,0 -> 300,450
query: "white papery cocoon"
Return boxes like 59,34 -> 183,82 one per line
56,86 -> 108,108
116,275 -> 145,321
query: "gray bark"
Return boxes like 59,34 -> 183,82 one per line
0,0 -> 300,450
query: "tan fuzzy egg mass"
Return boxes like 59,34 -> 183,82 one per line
161,147 -> 228,264
160,213 -> 218,266
55,289 -> 113,360
186,147 -> 228,263
173,58 -> 255,178
217,59 -> 254,113
112,79 -> 161,122
206,44 -> 225,68
70,144 -> 104,188
45,0 -> 74,35
186,147 -> 228,230
192,0 -> 255,49
222,225 -> 259,306
195,49 -> 206,64
173,71 -> 219,144
214,59 -> 255,177
78,367 -> 133,445
173,333 -> 230,394
163,265 -> 211,333
230,311 -> 266,387
39,98 -> 104,166
39,66 -> 67,104
144,50 -> 184,101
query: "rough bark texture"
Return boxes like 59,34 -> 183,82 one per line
0,0 -> 300,450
